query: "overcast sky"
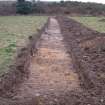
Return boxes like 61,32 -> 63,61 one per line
1,0 -> 105,4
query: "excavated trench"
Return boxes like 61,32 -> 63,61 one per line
0,17 -> 82,105
11,17 -> 81,102
0,17 -> 105,105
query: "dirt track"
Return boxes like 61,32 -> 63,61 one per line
0,17 -> 105,105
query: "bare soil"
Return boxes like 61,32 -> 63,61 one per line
0,16 -> 105,105
57,16 -> 105,105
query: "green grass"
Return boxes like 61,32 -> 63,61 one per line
0,16 -> 47,75
71,16 -> 105,33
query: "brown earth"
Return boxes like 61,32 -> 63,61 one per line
57,16 -> 105,105
0,16 -> 105,105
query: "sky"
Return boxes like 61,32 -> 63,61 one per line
1,0 -> 105,4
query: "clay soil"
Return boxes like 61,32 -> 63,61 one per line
0,16 -> 105,105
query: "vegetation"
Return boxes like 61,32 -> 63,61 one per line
57,1 -> 105,15
16,0 -> 32,14
31,1 -> 105,15
71,16 -> 105,33
1,1 -> 105,15
0,16 -> 47,75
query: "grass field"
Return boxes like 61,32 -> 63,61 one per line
71,16 -> 105,33
0,16 -> 47,75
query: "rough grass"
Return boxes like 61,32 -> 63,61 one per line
0,16 -> 47,75
71,16 -> 105,33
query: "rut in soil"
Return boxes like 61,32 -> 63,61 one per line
13,17 -> 80,100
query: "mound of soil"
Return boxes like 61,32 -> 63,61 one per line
57,16 -> 105,105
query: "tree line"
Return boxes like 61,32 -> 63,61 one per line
0,0 -> 105,15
